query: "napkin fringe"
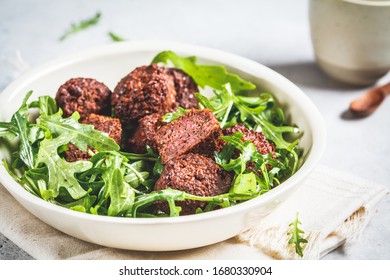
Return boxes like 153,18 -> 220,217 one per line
335,206 -> 369,243
238,224 -> 324,260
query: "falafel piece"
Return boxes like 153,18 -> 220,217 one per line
155,109 -> 222,164
83,114 -> 122,145
154,153 -> 233,215
111,64 -> 176,124
223,124 -> 275,155
127,113 -> 165,153
64,143 -> 94,162
189,129 -> 224,159
56,77 -> 112,119
166,68 -> 199,109
223,124 -> 276,175
64,114 -> 122,162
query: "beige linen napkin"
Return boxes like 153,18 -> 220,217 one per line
239,165 -> 388,259
0,165 -> 387,260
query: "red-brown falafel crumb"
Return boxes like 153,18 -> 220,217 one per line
111,64 -> 176,124
127,113 -> 166,153
56,77 -> 112,120
83,114 -> 122,145
64,114 -> 122,162
154,153 -> 233,215
63,144 -> 94,162
166,68 -> 199,109
223,124 -> 275,155
155,109 -> 222,164
223,124 -> 276,175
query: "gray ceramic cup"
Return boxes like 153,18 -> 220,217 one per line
309,0 -> 390,86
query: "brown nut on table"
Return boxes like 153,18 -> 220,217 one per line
349,82 -> 390,116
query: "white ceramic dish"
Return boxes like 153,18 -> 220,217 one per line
0,41 -> 326,251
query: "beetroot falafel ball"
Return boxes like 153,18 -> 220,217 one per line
127,113 -> 165,153
63,114 -> 122,162
154,153 -> 233,216
111,64 -> 176,124
55,78 -> 112,119
223,124 -> 275,155
223,124 -> 276,176
166,68 -> 199,109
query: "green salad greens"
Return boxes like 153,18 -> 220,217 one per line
0,51 -> 302,217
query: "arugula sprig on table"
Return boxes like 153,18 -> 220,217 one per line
288,213 -> 308,257
108,32 -> 125,42
59,12 -> 101,41
58,11 -> 127,43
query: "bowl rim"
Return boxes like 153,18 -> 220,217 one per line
341,0 -> 390,7
0,40 -> 327,225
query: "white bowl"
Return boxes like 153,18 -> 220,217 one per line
0,41 -> 326,251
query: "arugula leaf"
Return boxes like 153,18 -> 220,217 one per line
123,161 -> 150,188
130,187 -> 256,217
20,166 -> 49,198
108,32 -> 125,42
37,110 -> 119,152
161,107 -> 190,123
220,143 -> 257,174
217,132 -> 258,174
131,188 -> 185,217
209,83 -> 235,128
37,96 -> 58,116
36,133 -> 92,200
107,167 -> 135,216
198,83 -> 299,149
198,83 -> 301,174
0,122 -> 16,139
1,52 -> 303,219
55,194 -> 96,213
0,91 -> 35,169
229,173 -> 257,195
120,145 -> 158,162
1,159 -> 23,185
59,12 -> 101,41
9,114 -> 34,169
82,151 -> 150,216
288,212 -> 308,257
152,157 -> 164,177
151,51 -> 256,92
194,92 -> 215,111
216,130 -> 286,192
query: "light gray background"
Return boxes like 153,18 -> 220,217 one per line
0,0 -> 389,260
